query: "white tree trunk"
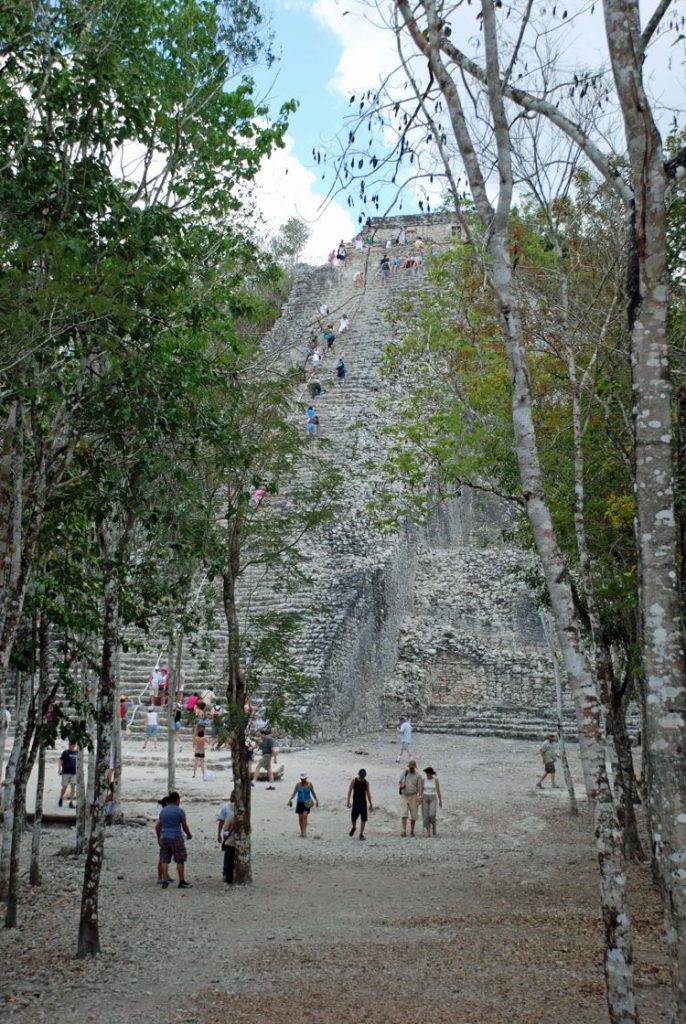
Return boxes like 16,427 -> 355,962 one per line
0,675 -> 29,899
110,646 -> 123,823
602,4 -> 686,1015
167,630 -> 183,795
77,519 -> 118,956
392,4 -> 640,1018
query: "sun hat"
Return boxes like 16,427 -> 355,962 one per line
408,759 -> 417,769
424,766 -> 436,775
299,773 -> 308,779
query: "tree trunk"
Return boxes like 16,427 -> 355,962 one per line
223,507 -> 252,885
29,608 -> 51,885
4,749 -> 30,927
541,610 -> 578,814
678,386 -> 686,600
167,629 -> 183,795
602,5 -> 686,1015
394,4 -> 639,1016
4,671 -> 39,927
85,666 -> 97,840
600,652 -> 644,862
77,520 -> 118,957
111,646 -> 123,823
74,744 -> 87,855
0,675 -> 30,899
552,626 -> 578,816
29,744 -> 46,887
0,683 -> 8,810
492,229 -> 638,1021
74,663 -> 90,855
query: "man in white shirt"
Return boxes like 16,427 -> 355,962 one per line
396,717 -> 413,762
142,707 -> 159,750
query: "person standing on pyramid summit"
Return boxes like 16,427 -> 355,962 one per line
396,716 -> 413,761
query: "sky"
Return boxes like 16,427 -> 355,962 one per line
251,0 -> 686,264
251,0 -> 398,263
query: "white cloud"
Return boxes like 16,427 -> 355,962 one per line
311,0 -> 398,97
254,134 -> 357,263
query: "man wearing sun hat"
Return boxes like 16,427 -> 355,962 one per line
537,733 -> 558,789
398,759 -> 422,837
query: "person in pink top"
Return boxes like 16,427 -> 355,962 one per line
185,693 -> 200,711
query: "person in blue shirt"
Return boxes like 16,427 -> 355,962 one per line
155,792 -> 193,889
288,773 -> 319,838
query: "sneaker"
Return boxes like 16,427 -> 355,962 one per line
359,835 -> 366,841
178,880 -> 192,889
536,782 -> 543,789
161,881 -> 169,889
68,801 -> 75,808
349,827 -> 356,837
58,798 -> 63,807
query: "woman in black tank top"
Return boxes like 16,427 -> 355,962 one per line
347,769 -> 373,840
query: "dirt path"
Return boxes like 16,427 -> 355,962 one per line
0,731 -> 670,1023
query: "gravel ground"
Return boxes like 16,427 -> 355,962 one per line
0,731 -> 671,1023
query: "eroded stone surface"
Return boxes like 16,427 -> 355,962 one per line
114,219 -> 558,739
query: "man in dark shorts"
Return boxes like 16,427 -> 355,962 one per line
346,768 -> 373,840
157,792 -> 193,889
58,742 -> 78,808
537,734 -> 558,789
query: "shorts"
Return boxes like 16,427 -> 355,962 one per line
257,754 -> 272,771
544,762 -> 556,773
174,722 -> 181,732
295,801 -> 310,815
351,804 -> 368,823
194,752 -> 205,759
61,774 -> 76,786
399,794 -> 419,820
159,838 -> 187,864
146,724 -> 158,737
